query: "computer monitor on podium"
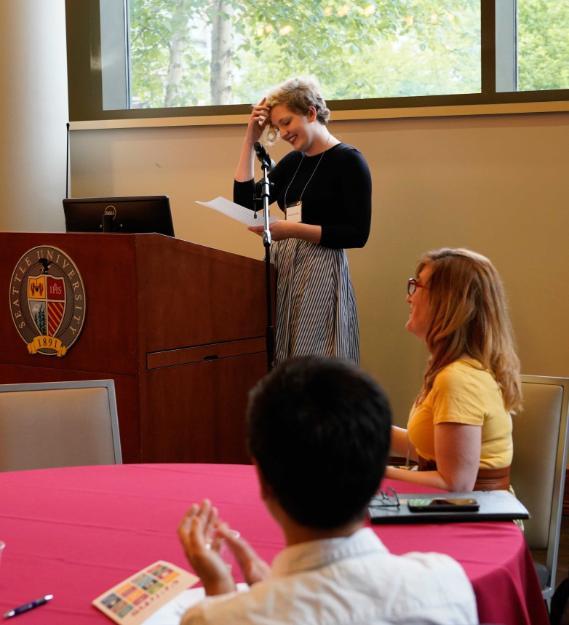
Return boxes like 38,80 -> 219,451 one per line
63,196 -> 175,236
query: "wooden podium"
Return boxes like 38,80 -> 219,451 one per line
0,233 -> 268,463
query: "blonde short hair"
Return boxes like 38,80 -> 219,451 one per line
417,248 -> 522,412
265,77 -> 330,125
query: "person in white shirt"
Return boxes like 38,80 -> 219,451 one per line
178,357 -> 479,625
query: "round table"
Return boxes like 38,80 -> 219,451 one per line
0,464 -> 548,625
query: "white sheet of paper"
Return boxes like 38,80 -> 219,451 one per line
142,584 -> 249,625
196,196 -> 274,227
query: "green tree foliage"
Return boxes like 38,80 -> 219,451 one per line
233,1 -> 480,102
129,0 -> 210,107
517,0 -> 569,91
132,0 -> 569,108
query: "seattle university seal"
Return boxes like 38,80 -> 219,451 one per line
9,246 -> 86,356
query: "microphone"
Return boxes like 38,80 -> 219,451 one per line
253,142 -> 275,170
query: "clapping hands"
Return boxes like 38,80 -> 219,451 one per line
178,499 -> 270,596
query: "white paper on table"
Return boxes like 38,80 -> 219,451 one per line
196,196 -> 275,227
142,584 -> 249,625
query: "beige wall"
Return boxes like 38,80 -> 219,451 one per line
0,0 -> 68,232
69,112 -> 569,423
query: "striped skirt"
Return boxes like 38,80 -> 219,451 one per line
272,238 -> 359,364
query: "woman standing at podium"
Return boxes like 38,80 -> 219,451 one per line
233,77 -> 372,364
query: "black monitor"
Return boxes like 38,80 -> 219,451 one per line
63,196 -> 175,236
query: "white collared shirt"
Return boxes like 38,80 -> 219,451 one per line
181,527 -> 478,625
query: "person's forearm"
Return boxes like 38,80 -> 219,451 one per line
384,466 -> 450,490
235,135 -> 256,182
390,426 -> 418,461
249,221 -> 322,243
290,223 -> 321,243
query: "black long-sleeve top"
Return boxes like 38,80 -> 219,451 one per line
233,143 -> 372,249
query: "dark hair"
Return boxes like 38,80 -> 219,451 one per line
247,357 -> 392,529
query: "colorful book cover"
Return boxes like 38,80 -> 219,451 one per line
93,561 -> 199,625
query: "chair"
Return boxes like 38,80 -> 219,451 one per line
0,379 -> 122,471
511,374 -> 569,601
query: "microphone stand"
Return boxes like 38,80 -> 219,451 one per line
65,122 -> 70,199
255,149 -> 275,371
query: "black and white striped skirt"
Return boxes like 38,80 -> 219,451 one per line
272,238 -> 359,364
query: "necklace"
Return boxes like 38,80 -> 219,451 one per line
283,135 -> 333,208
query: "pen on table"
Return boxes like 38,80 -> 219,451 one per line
3,594 -> 54,619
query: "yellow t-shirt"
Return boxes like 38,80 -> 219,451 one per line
407,358 -> 512,469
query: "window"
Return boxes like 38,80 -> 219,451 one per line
517,0 -> 569,91
128,0 -> 481,108
65,0 -> 569,122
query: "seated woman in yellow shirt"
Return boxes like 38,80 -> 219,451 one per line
387,248 -> 521,491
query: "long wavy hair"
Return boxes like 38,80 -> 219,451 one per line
417,248 -> 522,412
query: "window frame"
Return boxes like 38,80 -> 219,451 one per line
65,0 -> 569,123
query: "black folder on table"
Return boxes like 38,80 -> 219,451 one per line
368,490 -> 529,524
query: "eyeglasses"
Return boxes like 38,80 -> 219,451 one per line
372,487 -> 400,509
407,277 -> 427,296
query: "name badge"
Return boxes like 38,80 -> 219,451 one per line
286,201 -> 302,223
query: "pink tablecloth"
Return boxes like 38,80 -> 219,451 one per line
0,464 -> 548,625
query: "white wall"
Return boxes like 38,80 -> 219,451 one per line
69,111 -> 569,423
0,0 -> 68,232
